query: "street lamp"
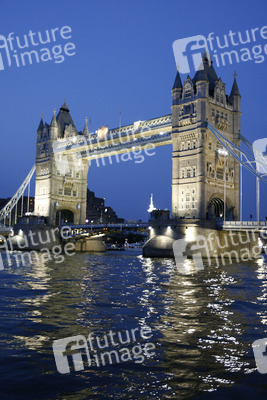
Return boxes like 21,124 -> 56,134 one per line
218,148 -> 228,223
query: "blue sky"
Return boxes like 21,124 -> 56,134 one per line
0,0 -> 266,221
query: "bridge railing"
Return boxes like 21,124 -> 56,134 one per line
67,223 -> 148,229
219,221 -> 267,229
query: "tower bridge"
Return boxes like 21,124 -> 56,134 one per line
0,54 -> 266,235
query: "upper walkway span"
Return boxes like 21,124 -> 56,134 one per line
52,114 -> 172,160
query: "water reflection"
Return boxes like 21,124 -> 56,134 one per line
138,256 -> 267,397
1,251 -> 267,399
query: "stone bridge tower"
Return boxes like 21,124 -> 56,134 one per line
34,102 -> 89,225
171,55 -> 241,221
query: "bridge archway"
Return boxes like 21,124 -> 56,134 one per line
56,209 -> 74,225
207,194 -> 235,221
207,197 -> 224,220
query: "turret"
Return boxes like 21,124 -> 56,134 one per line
83,117 -> 89,136
50,108 -> 58,140
37,113 -> 44,141
229,72 -> 241,112
193,55 -> 209,98
172,68 -> 182,105
229,72 -> 241,135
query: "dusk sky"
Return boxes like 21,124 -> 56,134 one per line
0,0 -> 266,221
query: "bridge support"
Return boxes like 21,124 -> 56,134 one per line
171,55 -> 241,223
143,219 -> 263,261
34,103 -> 89,225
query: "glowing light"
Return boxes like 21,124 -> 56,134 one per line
147,193 -> 156,213
218,148 -> 228,156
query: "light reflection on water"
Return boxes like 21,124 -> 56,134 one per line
0,250 -> 267,399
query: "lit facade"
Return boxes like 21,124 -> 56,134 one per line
171,55 -> 241,220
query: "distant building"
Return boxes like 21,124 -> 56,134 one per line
0,189 -> 124,226
86,188 -> 124,224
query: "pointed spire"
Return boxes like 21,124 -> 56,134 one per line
202,51 -> 211,66
60,100 -> 69,112
194,65 -> 208,82
193,53 -> 209,82
147,193 -> 156,213
230,71 -> 241,97
83,117 -> 89,135
37,112 -> 44,132
172,67 -> 182,90
192,52 -> 218,90
51,108 -> 57,127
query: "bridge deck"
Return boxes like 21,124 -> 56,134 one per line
219,221 -> 267,230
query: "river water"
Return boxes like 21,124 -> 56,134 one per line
0,250 -> 267,399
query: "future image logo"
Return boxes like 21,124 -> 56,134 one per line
252,138 -> 267,175
0,26 -> 76,71
252,338 -> 267,374
172,230 -> 265,274
172,35 -> 208,74
53,326 -> 156,374
172,236 -> 206,273
53,335 -> 90,374
173,26 -> 267,74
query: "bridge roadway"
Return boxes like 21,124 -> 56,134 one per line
67,222 -> 148,236
52,114 -> 172,159
218,221 -> 267,231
